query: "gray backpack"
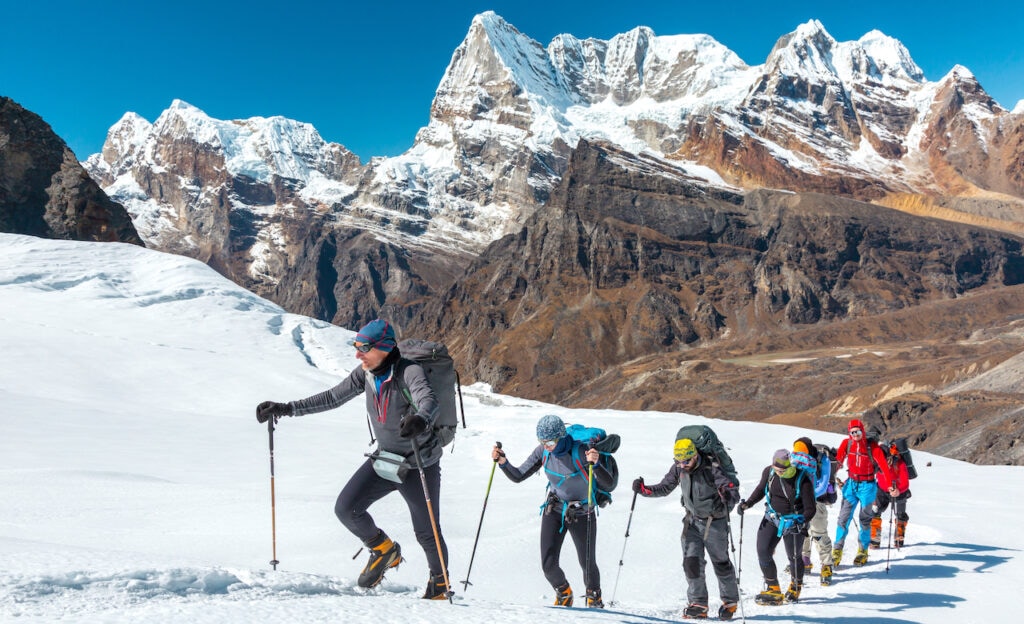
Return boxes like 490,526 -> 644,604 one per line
398,339 -> 465,447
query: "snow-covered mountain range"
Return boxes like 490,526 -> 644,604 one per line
83,12 -> 1024,303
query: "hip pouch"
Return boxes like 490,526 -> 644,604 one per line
369,450 -> 410,483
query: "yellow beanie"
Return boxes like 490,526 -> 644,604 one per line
793,440 -> 810,455
674,438 -> 698,461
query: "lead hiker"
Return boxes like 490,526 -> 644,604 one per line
738,448 -> 817,605
632,437 -> 741,620
255,319 -> 452,600
870,439 -> 912,549
492,414 -> 614,608
832,419 -> 895,567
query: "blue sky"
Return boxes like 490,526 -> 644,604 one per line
2,1 -> 1021,163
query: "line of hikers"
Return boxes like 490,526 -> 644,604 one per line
255,318 -> 915,619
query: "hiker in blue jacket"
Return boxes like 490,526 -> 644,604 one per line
632,437 -> 741,621
492,414 -> 613,609
255,319 -> 450,599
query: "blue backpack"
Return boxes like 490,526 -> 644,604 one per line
542,424 -> 620,507
792,449 -> 837,503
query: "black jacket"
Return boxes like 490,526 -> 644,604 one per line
643,455 -> 739,519
744,466 -> 817,523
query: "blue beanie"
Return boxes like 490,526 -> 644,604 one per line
536,414 -> 566,441
353,319 -> 397,352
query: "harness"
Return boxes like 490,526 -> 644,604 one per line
764,473 -> 806,537
541,445 -> 598,532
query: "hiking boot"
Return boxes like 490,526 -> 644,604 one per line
895,520 -> 907,548
784,581 -> 802,603
869,517 -> 882,549
682,603 -> 709,618
853,547 -> 869,566
421,573 -> 449,600
718,602 -> 738,620
831,547 -> 843,566
585,588 -> 604,608
553,582 -> 573,607
820,564 -> 833,586
755,582 -> 784,606
357,534 -> 402,588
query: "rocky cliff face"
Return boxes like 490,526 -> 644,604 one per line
0,97 -> 140,244
407,139 -> 1024,397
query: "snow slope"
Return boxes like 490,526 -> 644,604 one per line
1,233 -> 1021,622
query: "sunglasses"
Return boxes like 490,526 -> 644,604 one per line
675,455 -> 697,467
850,429 -> 864,436
539,438 -> 559,448
354,342 -> 378,353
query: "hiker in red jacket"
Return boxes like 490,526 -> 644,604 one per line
870,441 -> 912,548
831,419 -> 895,567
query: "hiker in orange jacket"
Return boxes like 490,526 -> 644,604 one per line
870,441 -> 912,549
831,419 -> 895,567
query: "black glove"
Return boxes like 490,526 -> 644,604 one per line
632,477 -> 653,496
399,415 -> 428,438
737,499 -> 748,515
256,401 -> 291,423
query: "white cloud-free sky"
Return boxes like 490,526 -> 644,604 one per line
1,1 -> 1021,163
2,232 -> 1022,622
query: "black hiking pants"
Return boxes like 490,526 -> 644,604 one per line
335,458 -> 449,576
540,501 -> 600,592
755,517 -> 806,586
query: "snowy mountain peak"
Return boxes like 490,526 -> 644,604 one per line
764,20 -> 839,77
855,29 -> 924,82
943,63 -> 977,82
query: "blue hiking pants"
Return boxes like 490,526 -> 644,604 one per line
834,479 -> 877,551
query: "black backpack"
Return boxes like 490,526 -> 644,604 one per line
676,424 -> 738,485
891,437 -> 918,480
397,339 -> 465,447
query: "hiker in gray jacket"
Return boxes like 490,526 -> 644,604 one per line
633,437 -> 741,620
256,319 -> 450,599
492,415 -> 613,609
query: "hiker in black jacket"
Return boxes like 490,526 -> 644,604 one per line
255,319 -> 450,599
739,449 -> 817,606
633,437 -> 741,621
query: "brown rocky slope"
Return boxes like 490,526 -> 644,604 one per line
405,139 -> 1024,465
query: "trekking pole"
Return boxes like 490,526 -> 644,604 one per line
461,441 -> 501,591
267,416 -> 280,571
585,446 -> 596,599
609,490 -> 638,606
734,512 -> 746,623
886,504 -> 895,573
410,438 -> 454,602
587,448 -> 595,508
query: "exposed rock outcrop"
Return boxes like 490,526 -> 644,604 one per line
0,97 -> 140,244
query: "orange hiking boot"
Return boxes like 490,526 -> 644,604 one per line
755,582 -> 784,606
422,573 -> 450,600
553,582 -> 573,606
870,517 -> 882,549
357,534 -> 402,588
895,520 -> 907,548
